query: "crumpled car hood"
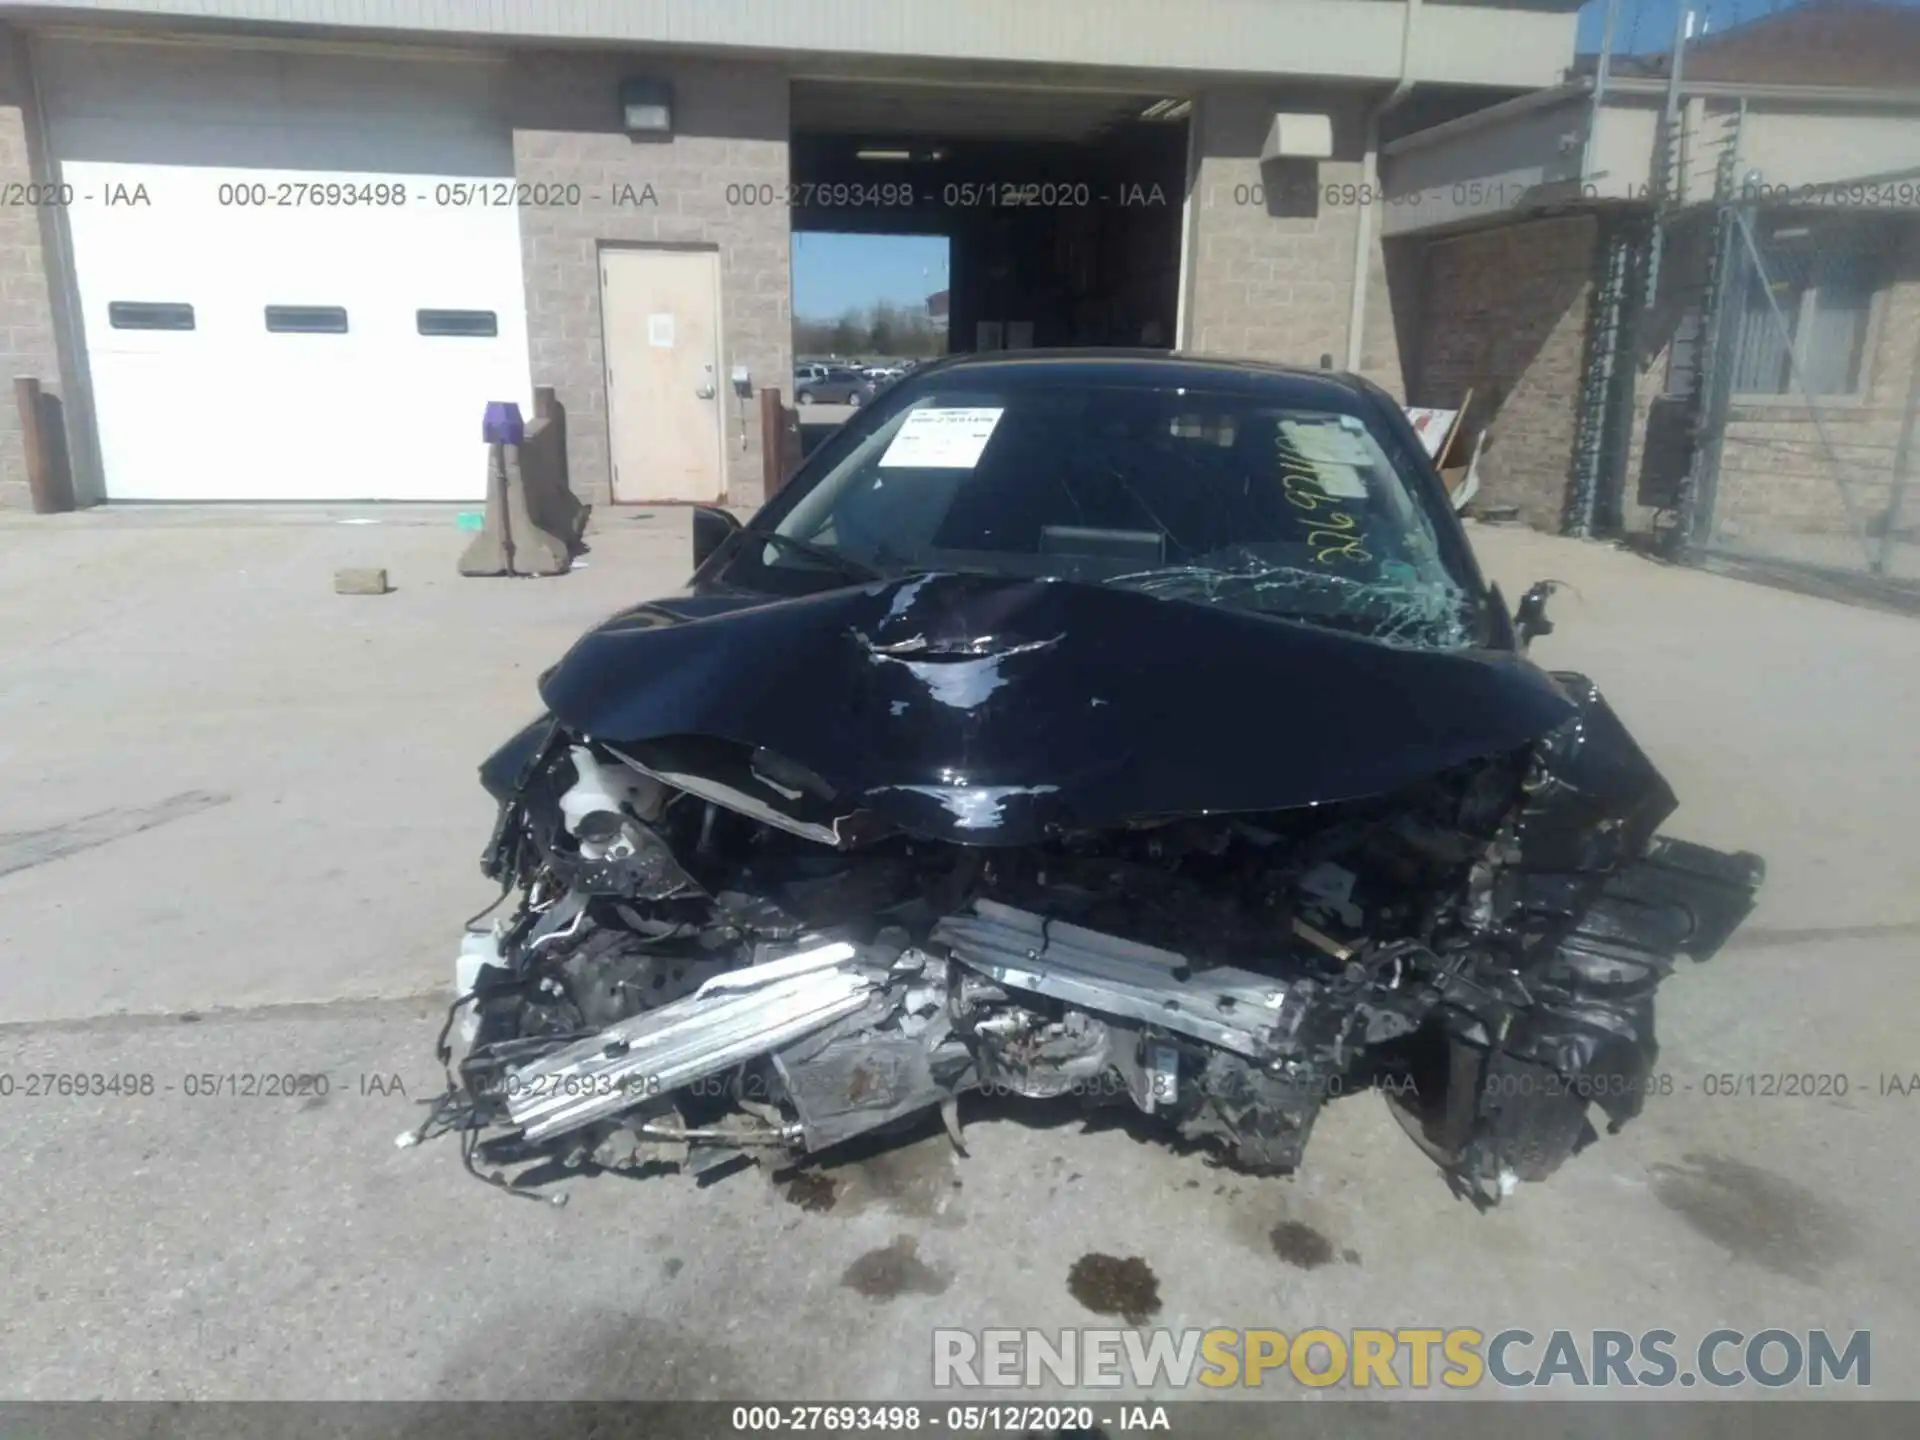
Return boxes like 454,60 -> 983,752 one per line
538,572 -> 1577,844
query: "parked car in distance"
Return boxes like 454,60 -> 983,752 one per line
796,366 -> 875,407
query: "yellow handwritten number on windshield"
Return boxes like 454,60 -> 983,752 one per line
1276,436 -> 1373,566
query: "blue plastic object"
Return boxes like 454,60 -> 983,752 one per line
483,401 -> 525,445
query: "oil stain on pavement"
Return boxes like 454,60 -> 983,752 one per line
1649,1151 -> 1853,1282
842,1235 -> 953,1300
783,1171 -> 838,1212
800,1130 -> 966,1228
1269,1220 -> 1336,1269
1067,1254 -> 1162,1324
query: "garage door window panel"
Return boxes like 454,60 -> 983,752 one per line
265,305 -> 350,334
108,301 -> 195,331
417,309 -> 499,337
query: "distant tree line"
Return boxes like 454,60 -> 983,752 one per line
795,300 -> 947,360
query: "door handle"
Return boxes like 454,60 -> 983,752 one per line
696,362 -> 715,400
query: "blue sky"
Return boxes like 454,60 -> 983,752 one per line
1577,0 -> 1768,53
791,231 -> 950,320
1577,0 -> 1919,54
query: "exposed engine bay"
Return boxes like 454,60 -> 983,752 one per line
413,594 -> 1764,1206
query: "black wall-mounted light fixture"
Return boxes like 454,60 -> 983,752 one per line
620,78 -> 673,137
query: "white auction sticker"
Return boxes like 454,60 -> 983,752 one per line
878,407 -> 1005,469
1280,419 -> 1373,468
1279,420 -> 1372,498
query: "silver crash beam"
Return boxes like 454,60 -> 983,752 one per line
504,941 -> 878,1140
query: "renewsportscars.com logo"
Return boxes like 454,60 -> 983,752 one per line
932,1327 -> 1872,1391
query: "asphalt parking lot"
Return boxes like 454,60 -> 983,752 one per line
2,504 -> 1917,1408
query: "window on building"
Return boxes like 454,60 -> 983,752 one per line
417,309 -> 498,337
108,301 -> 195,331
265,305 -> 349,334
1727,226 -> 1880,398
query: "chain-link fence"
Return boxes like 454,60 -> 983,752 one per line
1679,204 -> 1920,585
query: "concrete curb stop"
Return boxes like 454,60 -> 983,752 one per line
334,568 -> 391,595
460,391 -> 590,579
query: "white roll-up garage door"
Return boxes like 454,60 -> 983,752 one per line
43,37 -> 533,502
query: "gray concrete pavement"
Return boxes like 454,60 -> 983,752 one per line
0,504 -> 687,1022
2,508 -> 1918,1403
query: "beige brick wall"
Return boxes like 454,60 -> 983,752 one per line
511,53 -> 790,510
0,27 -> 63,512
1408,215 -> 1598,532
1182,87 -> 1404,396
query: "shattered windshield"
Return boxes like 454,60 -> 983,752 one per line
742,379 -> 1482,650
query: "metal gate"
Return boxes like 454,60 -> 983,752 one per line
1679,196 -> 1920,588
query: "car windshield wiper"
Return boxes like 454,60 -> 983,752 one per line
746,529 -> 886,585
892,561 -> 1013,578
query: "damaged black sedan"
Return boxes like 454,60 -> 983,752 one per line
415,352 -> 1764,1206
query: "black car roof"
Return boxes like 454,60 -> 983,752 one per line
898,349 -> 1382,406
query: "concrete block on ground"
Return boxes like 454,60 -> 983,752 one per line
334,568 -> 390,595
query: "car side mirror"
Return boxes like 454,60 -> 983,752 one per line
1513,579 -> 1565,651
691,505 -> 742,569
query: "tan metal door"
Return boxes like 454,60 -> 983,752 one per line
600,246 -> 725,502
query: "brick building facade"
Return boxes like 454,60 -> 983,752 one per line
1394,205 -> 1920,563
509,52 -> 793,507
1183,87 -> 1404,397
1375,2 -> 1920,580
0,27 -> 62,513
1400,214 -> 1598,532
0,0 -> 1580,513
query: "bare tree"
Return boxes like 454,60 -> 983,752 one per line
795,301 -> 948,362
